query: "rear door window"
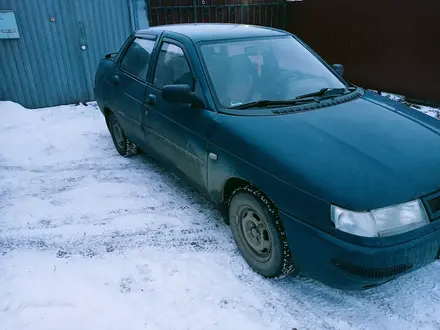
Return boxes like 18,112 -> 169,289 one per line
120,38 -> 155,81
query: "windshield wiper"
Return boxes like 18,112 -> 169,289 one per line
231,99 -> 311,110
295,87 -> 356,101
231,87 -> 358,110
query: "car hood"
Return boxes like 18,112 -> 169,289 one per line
211,92 -> 440,211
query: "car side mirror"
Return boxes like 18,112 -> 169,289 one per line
162,84 -> 193,104
332,64 -> 344,76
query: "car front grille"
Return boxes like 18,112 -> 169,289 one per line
423,191 -> 440,221
427,195 -> 440,217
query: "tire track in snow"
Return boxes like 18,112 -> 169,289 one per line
0,225 -> 235,257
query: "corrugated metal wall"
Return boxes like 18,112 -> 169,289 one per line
0,0 -> 133,108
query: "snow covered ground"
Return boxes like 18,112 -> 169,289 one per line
0,99 -> 440,330
381,93 -> 440,120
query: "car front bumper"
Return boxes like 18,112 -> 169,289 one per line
279,211 -> 440,290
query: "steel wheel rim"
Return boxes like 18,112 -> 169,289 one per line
238,206 -> 272,262
112,119 -> 125,149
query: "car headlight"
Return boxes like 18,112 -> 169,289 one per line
331,199 -> 429,237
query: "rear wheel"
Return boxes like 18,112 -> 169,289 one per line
228,185 -> 294,278
108,113 -> 138,157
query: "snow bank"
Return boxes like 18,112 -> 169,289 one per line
381,92 -> 440,120
0,101 -> 106,168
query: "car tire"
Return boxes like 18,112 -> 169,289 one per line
228,185 -> 295,278
108,113 -> 138,157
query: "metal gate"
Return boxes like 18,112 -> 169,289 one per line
0,0 -> 132,109
148,0 -> 287,29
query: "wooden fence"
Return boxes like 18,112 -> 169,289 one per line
285,0 -> 440,105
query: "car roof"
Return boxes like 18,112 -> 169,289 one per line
136,23 -> 288,42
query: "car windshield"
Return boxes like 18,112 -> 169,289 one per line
199,36 -> 347,108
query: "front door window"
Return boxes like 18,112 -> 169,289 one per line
153,42 -> 194,90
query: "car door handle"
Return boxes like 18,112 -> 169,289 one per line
111,75 -> 119,85
146,94 -> 156,105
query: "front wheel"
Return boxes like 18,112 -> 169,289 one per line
108,113 -> 138,157
228,186 -> 295,278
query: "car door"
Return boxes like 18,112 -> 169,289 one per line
111,36 -> 157,146
142,38 -> 217,193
